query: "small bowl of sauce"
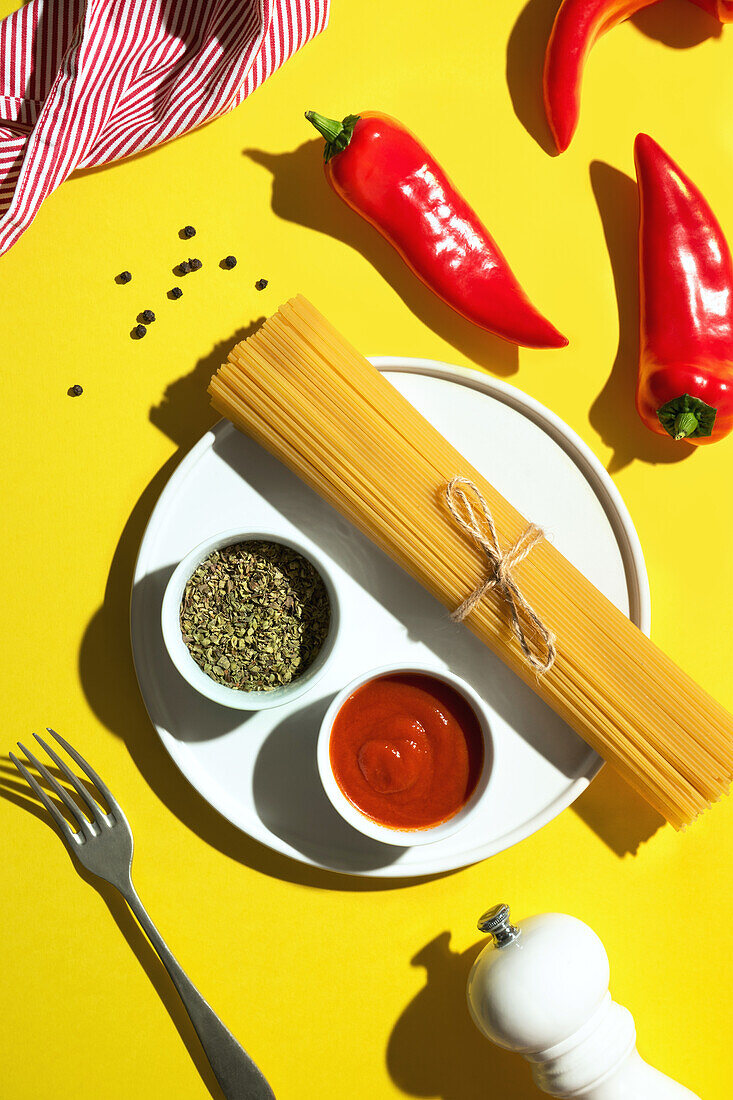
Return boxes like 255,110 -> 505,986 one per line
318,666 -> 492,846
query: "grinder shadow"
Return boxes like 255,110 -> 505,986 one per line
387,933 -> 536,1100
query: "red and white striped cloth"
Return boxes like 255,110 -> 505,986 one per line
0,0 -> 329,256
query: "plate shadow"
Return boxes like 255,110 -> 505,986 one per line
77,328 -> 425,891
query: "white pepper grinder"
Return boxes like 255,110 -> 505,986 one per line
466,904 -> 700,1099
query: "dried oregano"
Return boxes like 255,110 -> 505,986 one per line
180,540 -> 330,691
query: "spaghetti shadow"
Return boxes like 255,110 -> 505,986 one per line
387,932 -> 535,1100
571,764 -> 663,857
243,141 -> 520,376
149,320 -> 265,444
589,160 -> 692,473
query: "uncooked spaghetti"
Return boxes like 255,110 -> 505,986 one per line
209,295 -> 733,828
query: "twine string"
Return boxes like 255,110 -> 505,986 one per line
445,477 -> 556,674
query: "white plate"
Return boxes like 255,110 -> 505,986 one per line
131,359 -> 650,878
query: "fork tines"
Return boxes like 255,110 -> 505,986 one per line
11,729 -> 117,842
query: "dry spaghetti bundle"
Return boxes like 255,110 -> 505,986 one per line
209,295 -> 733,828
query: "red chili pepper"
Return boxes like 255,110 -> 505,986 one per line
544,0 -> 733,154
305,111 -> 567,349
635,133 -> 733,445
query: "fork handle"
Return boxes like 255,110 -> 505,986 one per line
120,881 -> 275,1099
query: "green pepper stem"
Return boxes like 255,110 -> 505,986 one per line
305,111 -> 343,144
656,393 -> 717,441
305,110 -> 360,162
673,411 -> 699,440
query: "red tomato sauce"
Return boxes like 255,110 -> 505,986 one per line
329,673 -> 485,831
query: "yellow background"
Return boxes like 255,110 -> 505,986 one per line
1,1 -> 731,1097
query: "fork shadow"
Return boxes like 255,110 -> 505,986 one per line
0,768 -> 226,1100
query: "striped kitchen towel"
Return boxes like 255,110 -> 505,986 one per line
0,0 -> 329,256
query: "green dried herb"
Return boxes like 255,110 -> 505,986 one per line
180,540 -> 331,692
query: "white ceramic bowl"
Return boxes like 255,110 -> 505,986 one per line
317,664 -> 492,846
161,528 -> 340,710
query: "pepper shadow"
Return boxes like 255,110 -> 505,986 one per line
77,322 -> 422,891
506,0 -> 723,155
387,932 -> 535,1100
243,141 -> 520,376
0,767 -> 225,1100
631,0 -> 723,47
506,0 -> 561,156
589,160 -> 693,473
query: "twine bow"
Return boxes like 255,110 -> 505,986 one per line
445,477 -> 556,675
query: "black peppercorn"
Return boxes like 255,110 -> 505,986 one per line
188,257 -> 202,271
117,270 -> 132,284
181,225 -> 196,239
133,324 -> 147,338
67,384 -> 83,396
255,278 -> 268,290
222,255 -> 237,269
169,287 -> 183,299
178,260 -> 191,275
140,309 -> 156,324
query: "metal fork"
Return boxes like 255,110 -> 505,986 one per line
10,729 -> 275,1100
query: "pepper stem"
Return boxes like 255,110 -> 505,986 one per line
305,110 -> 361,162
672,411 -> 699,440
656,393 -> 717,441
305,111 -> 343,144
